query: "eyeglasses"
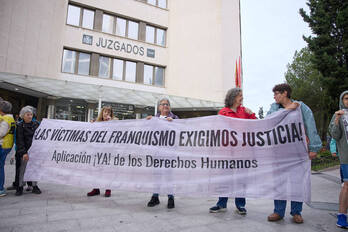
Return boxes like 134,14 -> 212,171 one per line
160,103 -> 169,106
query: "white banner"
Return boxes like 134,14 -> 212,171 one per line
25,107 -> 311,202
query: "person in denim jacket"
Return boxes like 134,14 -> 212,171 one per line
329,90 -> 348,228
266,83 -> 322,224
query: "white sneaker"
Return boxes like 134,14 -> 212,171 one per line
0,190 -> 7,197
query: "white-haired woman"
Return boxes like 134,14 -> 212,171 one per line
146,97 -> 179,209
15,106 -> 41,196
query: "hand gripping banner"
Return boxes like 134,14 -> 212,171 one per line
25,107 -> 311,202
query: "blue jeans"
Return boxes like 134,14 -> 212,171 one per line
152,193 -> 174,198
216,197 -> 246,208
0,147 -> 11,191
340,164 -> 348,182
274,200 -> 303,217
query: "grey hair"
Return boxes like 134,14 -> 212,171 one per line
19,106 -> 35,118
224,88 -> 242,107
157,97 -> 171,108
0,101 -> 12,114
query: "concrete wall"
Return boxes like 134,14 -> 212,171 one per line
0,0 -> 241,104
167,0 -> 241,102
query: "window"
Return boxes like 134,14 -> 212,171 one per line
156,28 -> 165,46
82,9 -> 94,29
103,14 -> 138,40
125,61 -> 136,82
66,5 -> 165,45
62,49 -> 76,73
143,64 -> 165,87
144,65 -> 153,85
62,49 -> 91,76
99,56 -> 111,78
113,59 -> 124,80
67,5 -> 80,26
146,26 -> 155,44
67,5 -> 95,29
158,0 -> 167,8
116,17 -> 126,37
147,0 -> 167,8
146,25 -> 166,46
78,52 -> 91,75
128,21 -> 139,40
61,50 -> 164,87
147,0 -> 156,6
154,67 -> 164,86
102,14 -> 114,34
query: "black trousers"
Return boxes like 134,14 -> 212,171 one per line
13,155 -> 32,187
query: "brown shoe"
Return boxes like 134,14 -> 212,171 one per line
292,214 -> 304,224
268,213 -> 283,221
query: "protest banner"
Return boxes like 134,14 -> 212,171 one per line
25,107 -> 310,202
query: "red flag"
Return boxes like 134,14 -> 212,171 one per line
235,58 -> 242,88
238,56 -> 242,88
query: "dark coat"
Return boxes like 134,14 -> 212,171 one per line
16,121 -> 39,157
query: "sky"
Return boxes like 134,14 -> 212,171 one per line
240,0 -> 311,116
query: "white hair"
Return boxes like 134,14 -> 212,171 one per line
19,106 -> 35,118
157,97 -> 171,108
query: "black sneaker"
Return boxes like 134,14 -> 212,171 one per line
209,205 -> 227,213
167,197 -> 175,209
32,186 -> 41,194
15,187 -> 23,196
236,207 -> 247,215
147,196 -> 160,207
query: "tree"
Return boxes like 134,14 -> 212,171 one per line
285,47 -> 332,138
300,0 -> 348,115
258,107 -> 264,119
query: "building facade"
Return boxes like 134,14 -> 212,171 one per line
0,0 -> 242,120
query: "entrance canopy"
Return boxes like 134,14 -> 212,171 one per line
0,72 -> 223,110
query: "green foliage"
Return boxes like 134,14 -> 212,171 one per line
300,0 -> 348,114
285,47 -> 332,138
311,149 -> 340,171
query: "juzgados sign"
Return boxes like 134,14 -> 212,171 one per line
82,34 -> 155,58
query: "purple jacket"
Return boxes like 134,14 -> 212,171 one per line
155,112 -> 179,119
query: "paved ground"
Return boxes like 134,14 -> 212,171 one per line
0,153 -> 345,232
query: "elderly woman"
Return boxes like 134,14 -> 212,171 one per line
209,88 -> 257,215
87,106 -> 117,198
0,101 -> 15,197
146,97 -> 178,209
15,106 -> 41,196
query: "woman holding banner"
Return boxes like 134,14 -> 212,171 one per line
87,106 -> 117,198
209,88 -> 257,215
146,97 -> 179,209
15,106 -> 41,196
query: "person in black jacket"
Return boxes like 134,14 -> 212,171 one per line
15,106 -> 41,196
